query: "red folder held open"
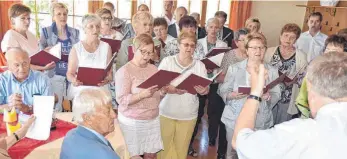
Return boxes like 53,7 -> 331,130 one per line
206,47 -> 231,57
176,71 -> 222,95
77,53 -> 117,86
30,50 -> 60,66
238,72 -> 287,94
137,70 -> 180,89
100,38 -> 121,54
201,53 -> 225,70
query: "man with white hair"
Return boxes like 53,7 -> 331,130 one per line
167,6 -> 188,38
232,52 -> 347,159
60,88 -> 119,159
0,48 -> 53,113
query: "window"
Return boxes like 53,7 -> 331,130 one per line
189,0 -> 202,15
118,0 -> 132,21
219,0 -> 232,24
23,0 -> 88,37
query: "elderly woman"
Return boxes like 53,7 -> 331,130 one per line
264,23 -> 307,125
39,2 -> 80,112
219,33 -> 281,159
296,34 -> 347,118
192,17 -> 229,157
116,12 -> 162,70
153,17 -> 175,44
157,31 -> 209,159
163,16 -> 204,59
1,4 -> 55,72
96,8 -> 123,40
220,28 -> 249,75
66,14 -> 112,100
245,17 -> 261,34
116,34 -> 167,159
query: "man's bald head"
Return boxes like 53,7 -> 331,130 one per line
5,47 -> 30,62
175,7 -> 188,23
5,48 -> 31,82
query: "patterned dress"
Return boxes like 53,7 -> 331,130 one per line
270,48 -> 297,124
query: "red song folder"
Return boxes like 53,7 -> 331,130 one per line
77,53 -> 117,86
137,70 -> 181,89
238,72 -> 287,94
201,53 -> 225,70
238,86 -> 267,95
206,47 -> 231,57
30,50 -> 60,66
175,70 -> 222,95
100,38 -> 121,54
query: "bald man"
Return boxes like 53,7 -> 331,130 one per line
0,48 -> 53,113
167,6 -> 188,38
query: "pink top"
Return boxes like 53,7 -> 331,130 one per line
115,62 -> 161,120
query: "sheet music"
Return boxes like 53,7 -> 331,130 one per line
49,43 -> 61,59
206,53 -> 225,67
26,96 -> 55,140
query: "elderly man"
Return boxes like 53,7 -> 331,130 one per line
167,6 -> 188,38
0,48 -> 53,113
163,0 -> 175,25
232,52 -> 347,159
214,11 -> 234,47
60,88 -> 119,159
295,12 -> 328,62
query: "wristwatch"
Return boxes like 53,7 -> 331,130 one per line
248,95 -> 262,102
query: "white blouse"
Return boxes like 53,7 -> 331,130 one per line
158,55 -> 207,120
1,30 -> 39,56
67,41 -> 111,99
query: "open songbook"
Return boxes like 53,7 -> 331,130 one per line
137,69 -> 222,95
100,38 -> 121,54
238,64 -> 307,94
30,43 -> 62,66
205,47 -> 232,58
201,53 -> 225,70
76,53 -> 117,86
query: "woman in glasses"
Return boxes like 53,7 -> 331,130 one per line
157,31 -> 209,159
219,33 -> 281,159
96,8 -> 123,40
1,4 -> 55,72
264,23 -> 307,125
115,34 -> 168,159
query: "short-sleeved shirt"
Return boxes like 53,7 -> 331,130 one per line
0,70 -> 53,106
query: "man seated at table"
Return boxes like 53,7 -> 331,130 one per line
0,48 -> 54,113
60,88 -> 119,159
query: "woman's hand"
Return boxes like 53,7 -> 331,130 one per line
72,77 -> 83,87
15,115 -> 36,139
262,91 -> 271,101
98,76 -> 112,86
194,85 -> 209,95
139,85 -> 159,99
229,92 -> 247,99
166,85 -> 187,95
43,62 -> 56,70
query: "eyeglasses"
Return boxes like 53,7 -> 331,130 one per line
101,16 -> 112,21
248,46 -> 266,51
180,43 -> 196,49
139,49 -> 155,56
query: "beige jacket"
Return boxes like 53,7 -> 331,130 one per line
264,46 -> 307,115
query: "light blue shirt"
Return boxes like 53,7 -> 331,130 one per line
0,70 -> 53,106
81,126 -> 109,146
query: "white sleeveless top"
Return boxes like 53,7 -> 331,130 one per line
67,41 -> 111,99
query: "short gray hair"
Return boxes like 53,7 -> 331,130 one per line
82,14 -> 101,29
306,52 -> 347,99
51,2 -> 68,15
5,47 -> 29,61
73,88 -> 112,123
234,28 -> 249,41
190,12 -> 200,18
205,18 -> 220,28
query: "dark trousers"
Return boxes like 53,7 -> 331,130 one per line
189,94 -> 207,148
208,83 -> 227,155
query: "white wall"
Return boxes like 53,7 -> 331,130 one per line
250,1 -> 307,47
